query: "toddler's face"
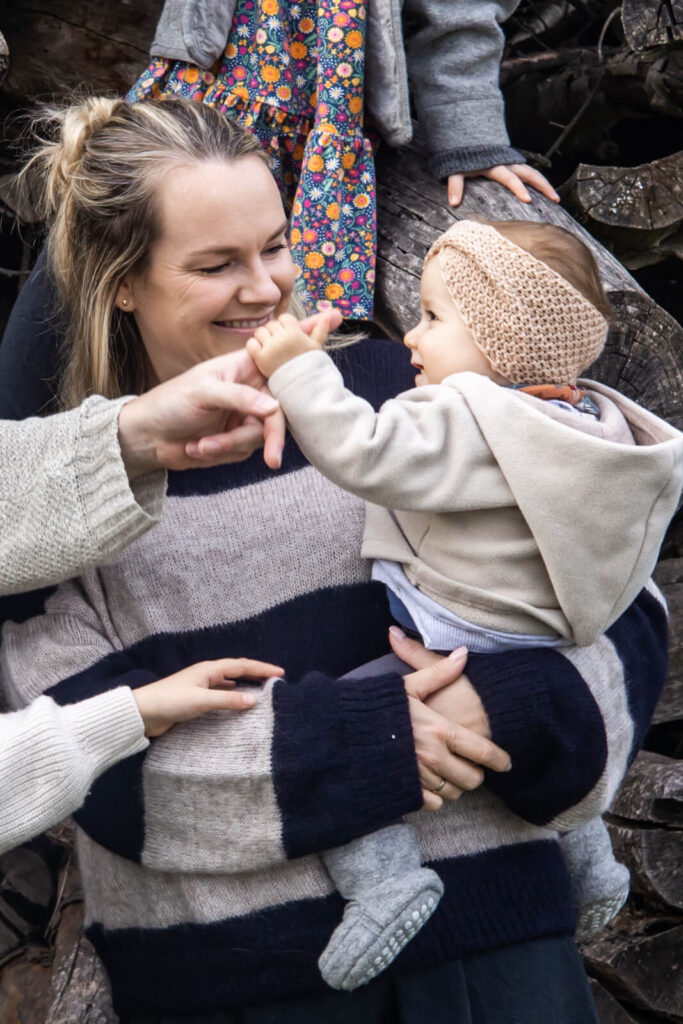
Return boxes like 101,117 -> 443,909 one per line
404,257 -> 505,386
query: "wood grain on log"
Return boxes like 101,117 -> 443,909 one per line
653,557 -> 683,725
622,0 -> 683,52
609,752 -> 683,825
562,152 -> 683,265
0,953 -> 52,1024
0,0 -> 162,111
582,922 -> 683,1018
609,822 -> 683,911
375,147 -> 683,432
589,979 -> 642,1024
47,902 -> 115,1024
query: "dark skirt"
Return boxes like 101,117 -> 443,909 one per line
121,936 -> 597,1024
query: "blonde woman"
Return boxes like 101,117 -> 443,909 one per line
0,97 -> 667,1024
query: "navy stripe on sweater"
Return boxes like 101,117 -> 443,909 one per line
87,840 -> 574,1017
47,583 -> 417,863
606,586 -> 668,760
466,648 -> 607,826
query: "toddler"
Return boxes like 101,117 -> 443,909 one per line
247,220 -> 683,990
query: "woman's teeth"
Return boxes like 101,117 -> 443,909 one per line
214,315 -> 272,329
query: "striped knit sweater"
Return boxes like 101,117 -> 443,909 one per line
0,338 -> 668,1017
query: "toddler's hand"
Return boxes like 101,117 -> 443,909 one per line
448,165 -> 560,207
246,312 -> 332,378
133,657 -> 284,737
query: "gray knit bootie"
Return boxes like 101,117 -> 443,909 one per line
319,823 -> 443,990
560,818 -> 630,943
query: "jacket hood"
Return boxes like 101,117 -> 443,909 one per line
448,373 -> 683,645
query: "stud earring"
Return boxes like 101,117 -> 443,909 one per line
121,299 -> 129,308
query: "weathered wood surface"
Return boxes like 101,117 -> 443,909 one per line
46,903 -> 114,1024
0,1 -> 162,112
375,147 -> 683,432
562,151 -> 683,266
653,558 -> 683,726
582,914 -> 683,1019
622,0 -> 683,53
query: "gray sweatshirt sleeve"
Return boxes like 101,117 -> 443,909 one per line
0,690 -> 148,855
150,0 -> 234,67
0,396 -> 166,597
403,0 -> 525,178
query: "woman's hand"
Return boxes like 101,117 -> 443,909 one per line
448,164 -> 560,207
117,349 -> 286,477
133,657 -> 284,738
396,631 -> 511,810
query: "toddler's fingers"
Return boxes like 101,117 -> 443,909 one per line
447,173 -> 464,207
486,166 -> 531,203
512,164 -> 560,203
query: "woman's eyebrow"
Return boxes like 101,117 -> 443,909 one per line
188,222 -> 289,258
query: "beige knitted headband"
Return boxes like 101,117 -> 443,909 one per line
425,221 -> 608,385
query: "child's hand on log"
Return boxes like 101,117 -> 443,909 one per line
448,164 -> 560,207
247,311 -> 337,378
133,658 -> 284,737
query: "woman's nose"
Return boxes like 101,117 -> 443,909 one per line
239,261 -> 283,307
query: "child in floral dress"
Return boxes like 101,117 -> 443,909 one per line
128,0 -> 558,318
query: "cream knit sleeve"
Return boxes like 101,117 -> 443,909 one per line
0,396 -> 166,596
0,689 -> 148,855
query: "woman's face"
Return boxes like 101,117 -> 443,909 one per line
117,157 -> 296,383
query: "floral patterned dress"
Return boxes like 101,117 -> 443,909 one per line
128,0 -> 376,318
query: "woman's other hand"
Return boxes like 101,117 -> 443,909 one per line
118,348 -> 285,477
133,657 -> 284,738
394,630 -> 511,810
448,165 -> 560,207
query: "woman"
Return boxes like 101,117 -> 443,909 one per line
0,97 -> 666,1023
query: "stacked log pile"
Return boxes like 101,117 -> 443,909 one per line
0,1 -> 681,1021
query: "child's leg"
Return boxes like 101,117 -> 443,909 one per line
318,823 -> 443,991
560,818 -> 629,942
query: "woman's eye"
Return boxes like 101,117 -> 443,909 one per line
200,262 -> 230,275
265,243 -> 288,256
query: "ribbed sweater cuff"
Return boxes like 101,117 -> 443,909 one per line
274,670 -> 423,858
465,652 -> 552,754
61,686 -> 149,780
75,396 -> 167,561
429,145 -> 526,180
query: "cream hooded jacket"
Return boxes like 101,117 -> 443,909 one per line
268,351 -> 683,647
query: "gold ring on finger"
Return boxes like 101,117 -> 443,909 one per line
431,778 -> 446,794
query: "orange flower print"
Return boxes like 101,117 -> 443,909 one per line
234,66 -> 247,80
349,96 -> 363,115
326,203 -> 340,220
341,152 -> 356,169
334,12 -> 350,26
303,228 -> 318,243
233,86 -> 249,101
345,30 -> 363,48
305,252 -> 325,269
339,268 -> 355,282
293,199 -> 303,216
326,284 -> 344,300
290,228 -> 302,245
290,41 -> 308,59
225,43 -> 237,58
262,0 -> 279,13
277,85 -> 292,101
299,17 -> 314,32
354,193 -> 370,208
308,154 -> 324,172
262,65 -> 280,83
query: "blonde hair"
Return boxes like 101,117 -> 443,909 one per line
20,97 -> 271,408
488,220 -> 612,321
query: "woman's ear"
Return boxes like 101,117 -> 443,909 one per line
115,279 -> 135,312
